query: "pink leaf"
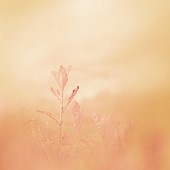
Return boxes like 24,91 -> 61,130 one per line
67,86 -> 79,106
57,66 -> 68,90
50,87 -> 61,100
72,101 -> 82,129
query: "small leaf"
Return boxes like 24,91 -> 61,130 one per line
50,87 -> 61,100
67,86 -> 79,106
57,66 -> 68,90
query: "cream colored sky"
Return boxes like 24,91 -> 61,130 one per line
0,0 -> 170,107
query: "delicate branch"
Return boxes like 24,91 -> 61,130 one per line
36,65 -> 80,156
35,109 -> 59,125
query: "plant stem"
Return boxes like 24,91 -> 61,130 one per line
58,89 -> 64,155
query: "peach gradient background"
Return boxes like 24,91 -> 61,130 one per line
0,0 -> 170,169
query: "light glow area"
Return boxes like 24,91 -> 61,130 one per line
0,0 -> 169,101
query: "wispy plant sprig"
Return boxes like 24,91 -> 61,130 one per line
36,65 -> 80,155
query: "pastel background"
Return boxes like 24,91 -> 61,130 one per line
0,0 -> 170,170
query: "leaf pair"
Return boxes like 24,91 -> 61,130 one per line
51,85 -> 79,108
